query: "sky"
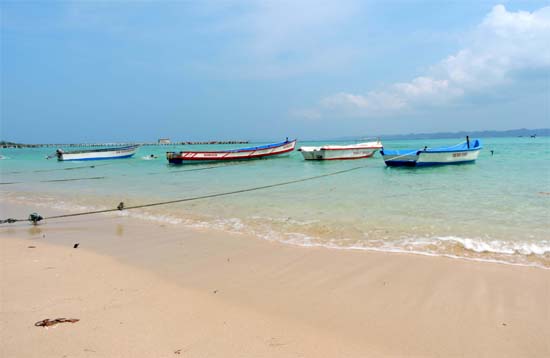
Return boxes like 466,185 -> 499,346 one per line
1,0 -> 549,143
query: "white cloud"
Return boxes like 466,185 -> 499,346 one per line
295,4 -> 550,119
321,92 -> 405,113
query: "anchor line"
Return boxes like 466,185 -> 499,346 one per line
0,165 -> 366,225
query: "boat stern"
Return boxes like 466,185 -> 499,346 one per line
380,149 -> 419,167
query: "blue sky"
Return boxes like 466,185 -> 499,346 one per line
1,0 -> 549,143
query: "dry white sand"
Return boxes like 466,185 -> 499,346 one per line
1,202 -> 549,357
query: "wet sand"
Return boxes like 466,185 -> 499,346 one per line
1,202 -> 549,357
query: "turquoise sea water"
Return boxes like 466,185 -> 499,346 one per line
1,137 -> 549,267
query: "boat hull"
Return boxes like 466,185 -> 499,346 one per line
381,139 -> 482,167
166,140 -> 296,164
57,146 -> 139,161
299,141 -> 382,160
415,150 -> 481,166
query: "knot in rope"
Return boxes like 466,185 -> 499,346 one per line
28,213 -> 43,225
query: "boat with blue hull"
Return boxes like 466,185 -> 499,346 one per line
380,138 -> 482,167
55,145 -> 139,161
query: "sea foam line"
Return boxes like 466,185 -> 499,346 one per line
269,234 -> 550,270
3,194 -> 548,269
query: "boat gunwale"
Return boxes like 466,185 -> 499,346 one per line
299,141 -> 382,152
168,140 -> 296,155
381,142 -> 483,156
59,145 -> 140,155
168,147 -> 295,161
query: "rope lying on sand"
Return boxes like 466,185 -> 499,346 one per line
0,165 -> 366,225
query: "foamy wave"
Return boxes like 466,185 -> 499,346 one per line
435,236 -> 550,256
7,195 -> 105,214
117,210 -> 183,225
249,215 -> 320,226
3,193 -> 549,269
252,231 -> 550,269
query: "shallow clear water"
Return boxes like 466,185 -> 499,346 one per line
1,137 -> 549,267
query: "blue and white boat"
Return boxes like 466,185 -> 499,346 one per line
55,145 -> 139,161
380,138 -> 482,167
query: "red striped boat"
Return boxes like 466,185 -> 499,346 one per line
166,139 -> 297,164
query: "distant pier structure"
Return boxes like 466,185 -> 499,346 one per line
1,140 -> 250,148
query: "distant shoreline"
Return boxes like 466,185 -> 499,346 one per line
1,128 -> 548,147
371,128 -> 548,140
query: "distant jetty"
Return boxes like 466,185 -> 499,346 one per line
0,140 -> 249,149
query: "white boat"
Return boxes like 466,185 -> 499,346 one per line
56,145 -> 139,161
298,140 -> 382,160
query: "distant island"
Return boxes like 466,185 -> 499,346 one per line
369,128 -> 549,140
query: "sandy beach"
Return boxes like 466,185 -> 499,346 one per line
1,202 -> 549,357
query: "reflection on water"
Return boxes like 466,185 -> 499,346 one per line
116,223 -> 124,237
28,226 -> 42,237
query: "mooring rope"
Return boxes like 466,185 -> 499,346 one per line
2,159 -> 255,183
0,165 -> 366,225
42,176 -> 105,183
382,149 -> 420,162
0,176 -> 106,185
3,162 -> 115,175
34,163 -> 114,173
147,160 -> 255,175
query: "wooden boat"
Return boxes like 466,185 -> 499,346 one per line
298,140 -> 382,160
380,138 -> 482,167
166,139 -> 297,164
55,145 -> 139,161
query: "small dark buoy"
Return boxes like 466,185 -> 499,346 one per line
73,243 -> 79,249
